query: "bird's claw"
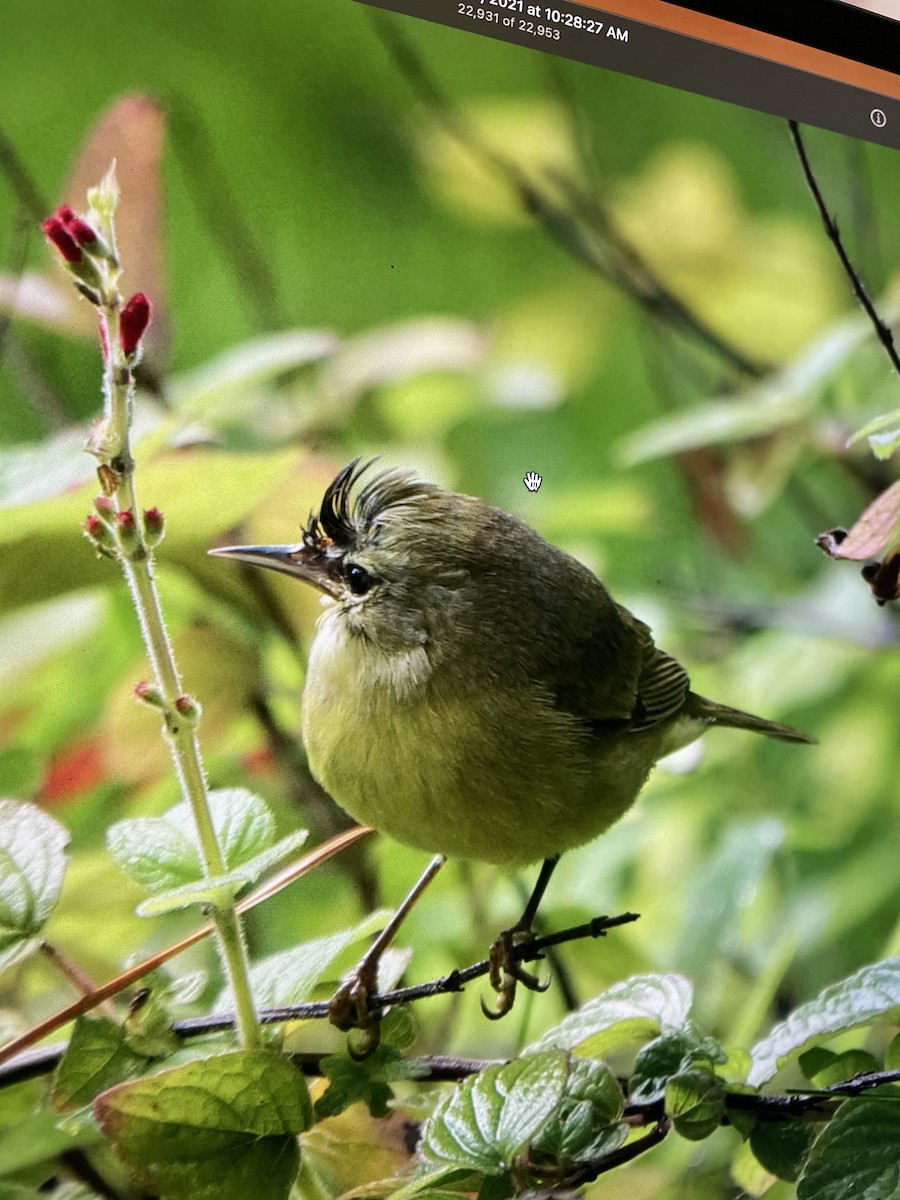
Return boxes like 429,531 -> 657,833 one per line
329,960 -> 383,1056
481,926 -> 549,1020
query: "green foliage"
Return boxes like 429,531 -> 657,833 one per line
797,1098 -> 900,1200
0,800 -> 69,976
94,1050 -> 313,1200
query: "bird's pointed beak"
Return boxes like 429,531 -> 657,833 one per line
208,542 -> 341,598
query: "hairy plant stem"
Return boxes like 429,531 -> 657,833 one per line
88,217 -> 259,1049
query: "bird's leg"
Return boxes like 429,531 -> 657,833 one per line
482,854 -> 560,1021
329,854 -> 445,1054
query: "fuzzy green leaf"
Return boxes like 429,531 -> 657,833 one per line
315,1046 -> 430,1120
527,974 -> 693,1058
748,958 -> 900,1086
530,1056 -> 625,1164
797,1098 -> 900,1200
420,1052 -> 569,1175
94,1050 -> 312,1200
134,873 -> 248,917
0,800 -> 69,977
630,1031 -> 699,1104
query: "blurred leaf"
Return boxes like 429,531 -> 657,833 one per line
419,1052 -> 569,1175
0,448 -> 299,617
618,312 -> 875,465
804,1049 -> 880,1089
748,958 -> 900,1086
816,481 -> 900,561
536,481 -> 654,538
134,872 -> 249,917
850,405 -> 900,460
749,1118 -> 816,1182
797,1098 -> 900,1200
0,800 -> 69,977
222,909 -> 392,1009
0,431 -> 97,509
101,625 -> 259,786
526,974 -> 693,1057
52,1017 -> 148,1111
0,1107 -> 102,1176
94,1050 -> 312,1200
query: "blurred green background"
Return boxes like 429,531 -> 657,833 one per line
1,1 -> 898,1195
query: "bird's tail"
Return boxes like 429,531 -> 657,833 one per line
687,694 -> 816,744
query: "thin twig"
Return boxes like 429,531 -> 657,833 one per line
789,120 -> 900,377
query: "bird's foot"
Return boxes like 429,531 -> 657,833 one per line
329,959 -> 383,1058
481,924 -> 550,1020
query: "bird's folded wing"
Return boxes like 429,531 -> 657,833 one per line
628,618 -> 691,732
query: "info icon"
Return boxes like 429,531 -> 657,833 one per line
871,109 -> 887,129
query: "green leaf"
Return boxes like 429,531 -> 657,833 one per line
52,1017 -> 149,1111
617,312 -> 876,465
629,1031 -> 698,1104
220,909 -> 392,1009
108,790 -> 307,910
94,1049 -> 312,1200
0,799 -> 69,976
850,405 -> 900,461
0,448 -> 300,617
526,974 -> 693,1057
420,1052 -> 569,1175
666,1070 -> 726,1141
0,1107 -> 102,1175
530,1056 -> 625,1164
798,1098 -> 900,1200
886,1032 -> 900,1071
123,990 -> 180,1058
314,1046 -> 430,1120
748,958 -> 900,1086
134,873 -> 249,917
750,1119 -> 816,1183
806,1049 -> 881,1089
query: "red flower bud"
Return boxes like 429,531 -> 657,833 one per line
57,205 -> 77,226
134,681 -> 165,708
143,507 -> 165,546
116,510 -> 136,534
68,217 -> 99,247
83,514 -> 104,539
120,293 -> 151,357
41,215 -> 82,263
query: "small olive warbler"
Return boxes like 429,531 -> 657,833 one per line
212,459 -> 812,1030
213,458 -> 811,866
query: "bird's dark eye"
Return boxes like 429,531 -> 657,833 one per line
345,563 -> 377,596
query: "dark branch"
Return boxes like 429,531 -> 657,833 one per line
789,120 -> 900,377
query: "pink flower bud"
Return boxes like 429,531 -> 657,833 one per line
143,507 -> 165,546
116,509 -> 139,553
120,293 -> 151,357
41,215 -> 82,263
94,494 -> 116,521
82,513 -> 115,555
174,694 -> 201,723
134,681 -> 165,708
57,205 -> 77,225
83,514 -> 104,539
116,510 -> 136,535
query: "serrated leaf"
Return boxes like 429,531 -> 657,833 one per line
108,789 -> 306,909
94,1049 -> 312,1200
750,1119 -> 816,1183
218,909 -> 392,1009
797,1098 -> 900,1200
666,1070 -> 726,1141
420,1053 -> 568,1175
629,1031 -> 698,1104
748,958 -> 900,1087
530,1056 -> 624,1163
0,800 -> 69,976
315,1047 -> 430,1120
526,974 -> 693,1057
52,1017 -> 148,1111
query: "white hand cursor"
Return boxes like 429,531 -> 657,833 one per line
524,471 -> 542,493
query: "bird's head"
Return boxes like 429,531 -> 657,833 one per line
210,459 -> 486,651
